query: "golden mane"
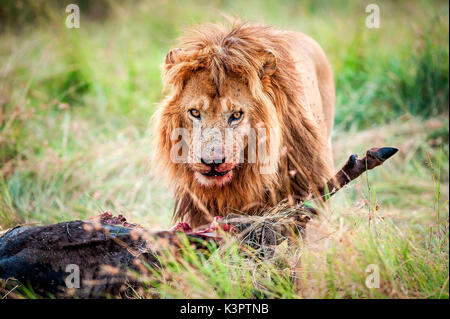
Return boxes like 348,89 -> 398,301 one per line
154,21 -> 334,227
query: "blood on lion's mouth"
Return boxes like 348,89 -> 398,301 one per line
194,169 -> 234,187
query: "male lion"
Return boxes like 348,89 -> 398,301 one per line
154,22 -> 335,227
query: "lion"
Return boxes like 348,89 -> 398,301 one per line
154,21 -> 335,228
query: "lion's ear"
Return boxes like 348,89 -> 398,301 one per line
261,49 -> 277,77
165,48 -> 183,65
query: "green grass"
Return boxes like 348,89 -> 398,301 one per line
0,0 -> 448,299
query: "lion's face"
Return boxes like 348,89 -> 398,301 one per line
176,71 -> 255,188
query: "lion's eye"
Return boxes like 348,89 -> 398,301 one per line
189,109 -> 201,119
229,111 -> 243,123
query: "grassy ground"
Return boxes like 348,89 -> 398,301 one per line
0,0 -> 448,298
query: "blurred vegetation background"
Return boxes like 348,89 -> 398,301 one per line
0,0 -> 448,298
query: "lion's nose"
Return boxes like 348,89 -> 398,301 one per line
201,157 -> 226,167
201,143 -> 225,167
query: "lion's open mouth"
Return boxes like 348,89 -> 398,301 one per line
194,166 -> 234,187
200,169 -> 231,177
